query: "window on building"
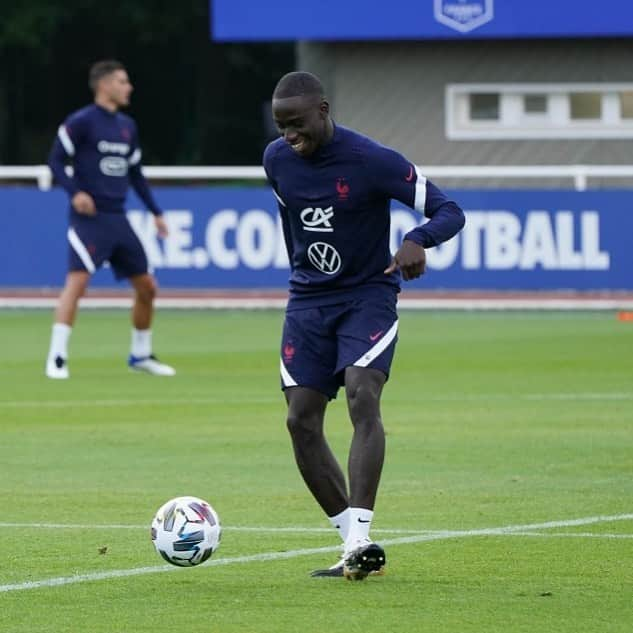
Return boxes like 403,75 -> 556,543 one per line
620,91 -> 633,119
570,93 -> 602,119
469,93 -> 499,120
446,83 -> 633,139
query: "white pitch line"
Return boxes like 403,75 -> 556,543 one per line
523,393 -> 633,401
506,531 -> 633,540
1,513 -> 631,594
224,526 -> 431,535
4,513 -> 632,534
484,513 -> 633,532
1,393 -> 631,408
0,397 -> 280,409
0,523 -> 429,535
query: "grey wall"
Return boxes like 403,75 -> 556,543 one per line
298,39 -> 633,187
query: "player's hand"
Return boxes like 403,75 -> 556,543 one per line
71,191 -> 96,216
154,214 -> 169,238
384,239 -> 426,281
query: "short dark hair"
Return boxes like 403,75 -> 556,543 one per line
273,71 -> 324,100
89,60 -> 126,93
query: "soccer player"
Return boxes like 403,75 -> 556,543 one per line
45,59 -> 175,379
264,71 -> 465,579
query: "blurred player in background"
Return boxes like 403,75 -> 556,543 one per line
45,59 -> 175,379
264,71 -> 465,579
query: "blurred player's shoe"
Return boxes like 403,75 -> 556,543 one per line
343,539 -> 386,581
311,539 -> 386,579
128,354 -> 176,376
46,355 -> 69,379
310,555 -> 345,577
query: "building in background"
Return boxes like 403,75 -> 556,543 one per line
213,0 -> 633,187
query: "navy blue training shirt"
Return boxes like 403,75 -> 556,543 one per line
48,104 -> 161,215
263,124 -> 465,305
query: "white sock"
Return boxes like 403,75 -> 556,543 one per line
48,323 -> 72,360
345,507 -> 374,550
328,508 -> 350,543
131,328 -> 152,358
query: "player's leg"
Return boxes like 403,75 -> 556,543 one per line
54,270 -> 91,326
46,217 -> 104,379
46,270 -> 91,379
129,272 -> 156,331
341,366 -> 387,578
109,216 -> 174,376
127,273 -> 175,376
285,386 -> 349,517
285,385 -> 355,578
280,305 -> 354,577
345,366 -> 386,511
335,296 -> 398,578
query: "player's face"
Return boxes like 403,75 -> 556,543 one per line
272,95 -> 329,157
102,70 -> 133,108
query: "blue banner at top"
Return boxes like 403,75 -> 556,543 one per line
211,0 -> 633,41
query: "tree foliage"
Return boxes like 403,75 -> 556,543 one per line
0,3 -> 70,51
0,1 -> 293,164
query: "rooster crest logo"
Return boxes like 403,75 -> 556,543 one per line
336,178 -> 350,200
283,343 -> 296,362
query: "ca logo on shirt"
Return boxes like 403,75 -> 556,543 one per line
300,206 -> 334,232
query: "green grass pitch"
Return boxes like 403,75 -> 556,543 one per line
0,308 -> 631,632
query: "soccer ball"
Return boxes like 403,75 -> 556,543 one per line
151,496 -> 221,567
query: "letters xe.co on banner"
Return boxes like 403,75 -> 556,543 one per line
0,187 -> 629,290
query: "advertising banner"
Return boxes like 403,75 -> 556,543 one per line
1,186 -> 630,290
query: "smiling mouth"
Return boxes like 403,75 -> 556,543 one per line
289,139 -> 307,153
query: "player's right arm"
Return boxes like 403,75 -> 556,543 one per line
263,142 -> 295,266
48,115 -> 96,215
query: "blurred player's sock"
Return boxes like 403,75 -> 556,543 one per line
46,323 -> 71,379
328,507 -> 350,543
130,328 -> 152,358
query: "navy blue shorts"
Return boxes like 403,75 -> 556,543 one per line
280,295 -> 399,400
67,213 -> 149,280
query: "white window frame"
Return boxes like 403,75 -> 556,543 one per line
446,82 -> 633,140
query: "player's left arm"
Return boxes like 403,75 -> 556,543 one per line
127,126 -> 168,238
370,146 -> 465,280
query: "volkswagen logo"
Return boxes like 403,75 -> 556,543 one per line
307,242 -> 341,275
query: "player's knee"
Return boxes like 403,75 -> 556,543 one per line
286,411 -> 323,444
65,272 -> 90,297
136,278 -> 157,303
347,382 -> 381,425
72,282 -> 88,299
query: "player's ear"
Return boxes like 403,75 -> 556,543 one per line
319,99 -> 330,117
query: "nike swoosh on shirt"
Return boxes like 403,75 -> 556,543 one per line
369,331 -> 383,342
405,165 -> 414,182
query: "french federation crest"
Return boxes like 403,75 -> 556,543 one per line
434,0 -> 494,33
